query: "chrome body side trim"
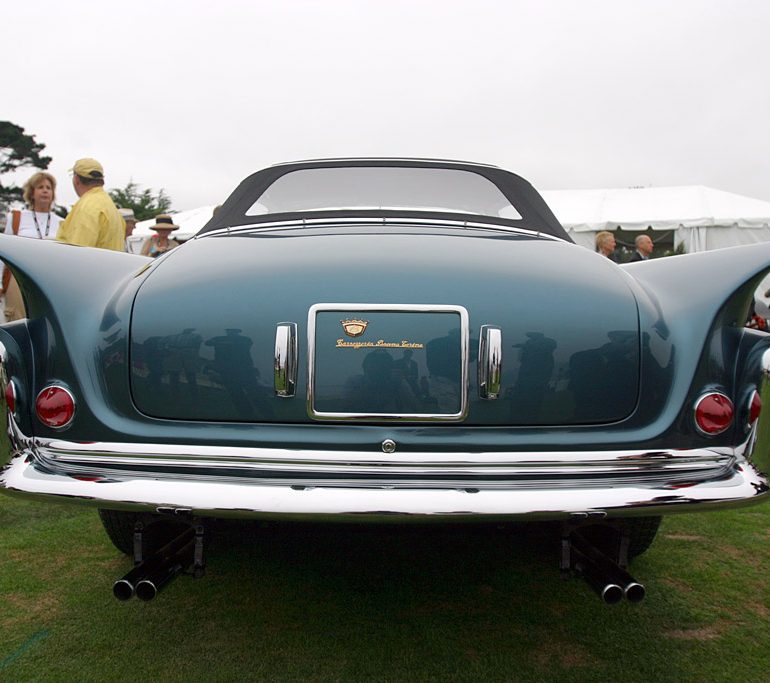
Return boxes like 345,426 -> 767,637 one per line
274,322 -> 298,397
306,303 -> 470,422
478,325 -> 502,400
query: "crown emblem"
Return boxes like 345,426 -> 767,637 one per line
341,319 -> 368,337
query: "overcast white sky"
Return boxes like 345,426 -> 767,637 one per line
4,0 -> 770,211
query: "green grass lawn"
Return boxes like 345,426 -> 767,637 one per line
1,495 -> 768,682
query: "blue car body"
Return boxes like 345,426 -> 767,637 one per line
0,159 -> 768,558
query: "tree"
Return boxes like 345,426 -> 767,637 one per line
0,121 -> 53,205
108,182 -> 172,221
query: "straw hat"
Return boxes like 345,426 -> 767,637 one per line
150,214 -> 179,231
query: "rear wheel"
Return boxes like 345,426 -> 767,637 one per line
582,516 -> 662,561
98,509 -> 199,556
624,516 -> 662,558
98,509 -> 140,555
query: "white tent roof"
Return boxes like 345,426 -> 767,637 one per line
126,186 -> 770,254
541,185 -> 770,233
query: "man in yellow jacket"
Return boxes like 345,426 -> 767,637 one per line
56,158 -> 124,251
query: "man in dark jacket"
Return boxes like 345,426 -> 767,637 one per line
628,234 -> 653,262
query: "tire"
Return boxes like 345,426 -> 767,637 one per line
98,509 -> 141,555
624,516 -> 662,558
582,516 -> 662,561
98,509 -> 196,556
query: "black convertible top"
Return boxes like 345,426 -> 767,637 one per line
199,158 -> 572,242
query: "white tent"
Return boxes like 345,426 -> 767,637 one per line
125,186 -> 770,256
127,205 -> 217,253
541,185 -> 770,253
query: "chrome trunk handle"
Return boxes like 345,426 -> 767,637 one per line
274,323 -> 298,397
478,325 -> 502,400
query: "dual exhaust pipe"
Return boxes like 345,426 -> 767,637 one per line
570,531 -> 645,604
115,521 -> 643,604
113,526 -> 196,601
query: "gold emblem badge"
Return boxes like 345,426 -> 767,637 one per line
341,319 -> 368,337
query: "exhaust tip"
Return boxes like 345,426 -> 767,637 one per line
601,583 -> 624,605
135,580 -> 158,602
624,582 -> 646,603
113,579 -> 135,601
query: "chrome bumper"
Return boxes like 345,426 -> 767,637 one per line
1,428 -> 768,521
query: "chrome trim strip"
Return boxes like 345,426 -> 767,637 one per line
478,325 -> 502,400
274,322 -> 298,397
18,430 -> 740,487
2,447 -> 766,520
39,450 -> 734,476
2,414 -> 766,518
307,303 -> 469,422
200,218 -> 562,242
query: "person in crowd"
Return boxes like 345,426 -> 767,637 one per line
1,171 -> 64,321
141,214 -> 181,258
56,158 -> 124,251
118,208 -> 137,252
628,234 -> 654,262
595,230 -> 618,261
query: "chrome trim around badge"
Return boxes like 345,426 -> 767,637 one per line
306,303 -> 469,422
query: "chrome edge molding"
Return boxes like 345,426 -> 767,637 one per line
306,303 -> 470,422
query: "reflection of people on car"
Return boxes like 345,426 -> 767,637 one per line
164,328 -> 202,398
569,330 -> 636,420
344,349 -> 422,413
142,336 -> 166,393
393,349 -> 420,396
509,332 -> 557,421
205,329 -> 270,417
423,329 -> 462,413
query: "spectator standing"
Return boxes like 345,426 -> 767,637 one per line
2,171 -> 63,321
56,158 -> 124,251
628,234 -> 654,262
118,208 -> 137,252
595,231 -> 618,261
140,214 -> 181,258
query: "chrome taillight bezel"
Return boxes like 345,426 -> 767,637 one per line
693,391 -> 734,437
35,384 -> 76,430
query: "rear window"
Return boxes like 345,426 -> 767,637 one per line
245,167 -> 522,219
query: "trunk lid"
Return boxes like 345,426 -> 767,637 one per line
130,228 -> 640,425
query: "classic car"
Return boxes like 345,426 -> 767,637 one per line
1,158 -> 769,604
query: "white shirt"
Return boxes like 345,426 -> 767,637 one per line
4,209 -> 63,240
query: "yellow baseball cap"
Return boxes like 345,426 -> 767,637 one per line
70,158 -> 104,179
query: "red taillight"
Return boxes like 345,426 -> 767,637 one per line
4,380 -> 16,414
748,390 -> 762,426
694,392 -> 733,436
35,385 -> 75,429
